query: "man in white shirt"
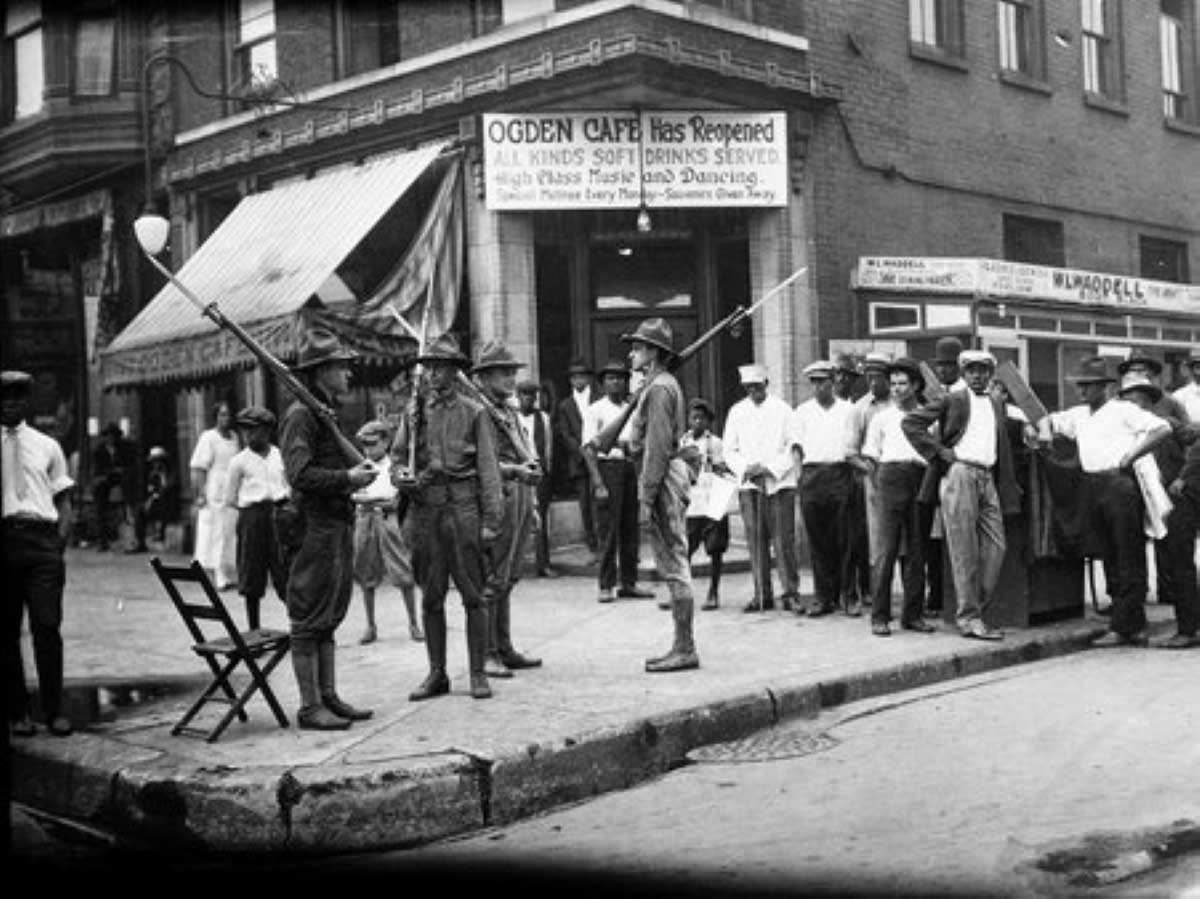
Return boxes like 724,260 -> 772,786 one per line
225,406 -> 291,632
1171,349 -> 1200,423
723,364 -> 799,612
582,360 -> 653,603
1039,357 -> 1172,647
3,370 -> 75,738
861,358 -> 934,637
846,351 -> 893,613
517,380 -> 557,578
790,360 -> 857,617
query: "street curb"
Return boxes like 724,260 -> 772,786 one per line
10,621 -> 1108,853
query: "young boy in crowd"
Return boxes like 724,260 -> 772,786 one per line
351,419 -> 423,645
679,398 -> 731,610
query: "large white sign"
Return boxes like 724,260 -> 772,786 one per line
482,111 -> 788,210
855,257 -> 1200,316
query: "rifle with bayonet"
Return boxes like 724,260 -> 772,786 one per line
585,266 -> 808,458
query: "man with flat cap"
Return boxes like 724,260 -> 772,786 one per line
1038,357 -> 1171,647
516,379 -> 556,578
722,363 -> 799,612
621,318 -> 699,672
392,333 -> 503,701
846,351 -> 894,612
583,358 -> 654,604
225,405 -> 290,632
790,360 -> 857,617
3,370 -> 75,738
554,358 -> 599,560
472,340 -> 543,680
280,326 -> 378,730
902,349 -> 1021,641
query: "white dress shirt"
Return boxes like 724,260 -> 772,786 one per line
953,391 -> 998,468
863,403 -> 926,465
722,394 -> 797,494
517,410 -> 552,468
1047,400 -> 1170,472
582,396 -> 634,460
2,422 -> 74,521
1171,382 -> 1200,424
225,445 -> 289,507
790,397 -> 855,464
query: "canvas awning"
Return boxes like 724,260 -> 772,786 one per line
101,140 -> 451,388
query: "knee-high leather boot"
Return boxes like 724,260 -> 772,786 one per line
645,592 -> 700,673
408,611 -> 450,701
292,638 -> 350,730
318,637 -> 372,720
465,604 -> 493,699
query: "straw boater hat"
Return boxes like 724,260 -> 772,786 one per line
1117,372 -> 1163,403
597,359 -> 630,379
1117,346 -> 1163,376
0,370 -> 33,393
1066,356 -> 1117,383
934,336 -> 965,364
235,405 -> 276,429
861,351 -> 891,374
620,317 -> 676,356
958,349 -> 996,370
802,360 -> 835,380
414,333 -> 471,368
471,340 -> 527,374
293,326 -> 359,371
886,357 -> 925,390
738,364 -> 767,385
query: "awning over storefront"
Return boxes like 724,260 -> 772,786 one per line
101,140 -> 451,388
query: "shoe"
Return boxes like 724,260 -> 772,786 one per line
500,650 -> 542,669
297,705 -> 352,730
537,567 -> 560,579
901,619 -> 937,633
409,623 -> 425,642
47,716 -> 73,737
598,589 -> 614,603
806,602 -> 835,618
923,606 -> 943,619
701,594 -> 719,611
1161,630 -> 1197,647
962,625 -> 1004,642
408,671 -> 450,702
359,627 -> 377,645
484,652 -> 514,678
470,674 -> 493,699
871,621 -> 892,637
323,695 -> 373,721
843,597 -> 863,618
780,595 -> 798,613
617,586 -> 655,599
10,715 -> 36,738
645,650 -> 700,673
1092,629 -> 1148,648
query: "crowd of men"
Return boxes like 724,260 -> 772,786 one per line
5,324 -> 1197,738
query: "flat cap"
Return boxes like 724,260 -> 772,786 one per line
235,405 -> 276,429
803,360 -> 835,380
147,445 -> 169,462
862,351 -> 891,373
958,350 -> 996,369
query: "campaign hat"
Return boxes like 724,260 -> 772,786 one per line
414,333 -> 471,368
1066,356 -> 1117,383
886,357 -> 925,390
235,405 -> 276,429
471,340 -> 527,374
738,364 -> 768,385
597,359 -> 631,379
933,336 -> 965,364
958,349 -> 997,370
803,360 -> 835,380
0,370 -> 33,393
1117,372 -> 1163,403
1117,347 -> 1163,376
293,326 -> 359,371
620,317 -> 676,356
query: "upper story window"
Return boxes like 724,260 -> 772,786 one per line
1003,213 -> 1065,267
910,0 -> 965,57
235,0 -> 277,90
73,13 -> 117,98
3,1 -> 44,121
997,0 -> 1045,81
500,0 -> 556,22
1140,235 -> 1190,282
338,1 -> 400,79
1160,0 -> 1195,121
1081,0 -> 1124,100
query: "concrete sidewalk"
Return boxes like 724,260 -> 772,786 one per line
11,542 -> 1148,856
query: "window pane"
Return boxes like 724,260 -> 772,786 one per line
1083,36 -> 1101,92
248,39 -> 277,84
14,27 -> 44,118
240,0 -> 275,43
74,17 -> 115,96
1161,15 -> 1181,92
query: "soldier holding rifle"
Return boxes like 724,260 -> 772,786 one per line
391,334 -> 503,701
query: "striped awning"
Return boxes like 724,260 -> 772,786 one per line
101,140 -> 448,388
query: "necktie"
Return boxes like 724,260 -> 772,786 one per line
5,427 -> 28,501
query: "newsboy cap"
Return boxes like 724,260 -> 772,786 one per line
738,364 -> 767,385
235,405 -> 276,429
958,350 -> 996,370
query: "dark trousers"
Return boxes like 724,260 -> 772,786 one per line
596,459 -> 639,591
799,464 -> 853,608
922,505 -> 944,611
285,513 -> 354,641
573,472 -> 597,552
870,463 -> 926,625
1084,470 -> 1148,638
412,494 -> 487,615
844,473 -> 871,601
236,501 -> 289,602
1161,494 -> 1199,636
534,478 -> 552,570
3,521 -> 66,721
738,487 -> 799,602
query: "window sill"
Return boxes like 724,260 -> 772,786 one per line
908,43 -> 969,72
1164,117 -> 1200,137
1082,92 -> 1129,117
998,69 -> 1052,96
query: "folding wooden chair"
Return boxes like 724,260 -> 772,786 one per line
150,557 -> 291,742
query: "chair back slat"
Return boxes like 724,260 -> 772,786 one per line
150,557 -> 252,655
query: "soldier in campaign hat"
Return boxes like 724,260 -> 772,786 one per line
622,318 -> 699,672
279,326 -> 378,730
